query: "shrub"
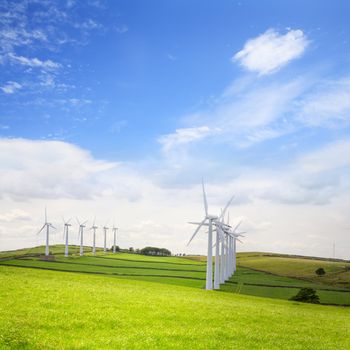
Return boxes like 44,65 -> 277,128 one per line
315,267 -> 326,276
290,288 -> 320,304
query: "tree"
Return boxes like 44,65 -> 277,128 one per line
140,246 -> 171,256
315,267 -> 326,276
290,288 -> 320,304
129,247 -> 134,253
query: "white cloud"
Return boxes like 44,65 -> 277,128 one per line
158,126 -> 218,152
8,53 -> 61,69
233,28 -> 309,75
0,138 -> 145,201
0,209 -> 31,222
298,78 -> 350,126
115,25 -> 129,34
299,139 -> 350,173
0,81 -> 22,94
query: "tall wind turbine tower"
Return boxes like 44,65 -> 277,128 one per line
63,217 -> 72,257
37,208 -> 56,257
187,181 -> 232,290
112,224 -> 118,253
77,218 -> 87,256
90,217 -> 98,255
103,223 -> 109,253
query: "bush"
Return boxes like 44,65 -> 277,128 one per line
315,267 -> 326,276
140,246 -> 171,256
290,288 -> 320,304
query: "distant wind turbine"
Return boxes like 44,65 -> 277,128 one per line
112,223 -> 118,253
103,221 -> 109,253
77,218 -> 87,256
90,216 -> 98,255
62,217 -> 72,257
37,207 -> 56,257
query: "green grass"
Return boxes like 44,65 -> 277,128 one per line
1,265 -> 350,350
1,246 -> 349,305
237,252 -> 350,288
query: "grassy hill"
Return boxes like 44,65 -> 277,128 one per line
1,246 -> 349,305
1,246 -> 350,349
1,265 -> 350,350
237,252 -> 350,288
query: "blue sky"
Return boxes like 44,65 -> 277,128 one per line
1,1 -> 350,258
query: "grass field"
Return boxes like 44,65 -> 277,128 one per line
1,265 -> 350,350
1,246 -> 349,306
237,252 -> 350,288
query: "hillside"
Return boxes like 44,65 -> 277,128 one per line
1,265 -> 349,350
237,252 -> 350,288
0,245 -> 349,306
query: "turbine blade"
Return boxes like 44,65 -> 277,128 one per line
50,224 -> 57,230
187,218 -> 206,246
220,195 -> 235,220
36,224 -> 46,235
93,215 -> 96,226
202,179 -> 208,217
237,238 -> 243,244
76,217 -> 80,226
188,221 -> 209,226
233,220 -> 242,233
45,207 -> 47,223
82,220 -> 87,226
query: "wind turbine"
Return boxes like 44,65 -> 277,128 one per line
103,222 -> 109,253
90,217 -> 98,255
37,208 -> 56,257
187,180 -> 219,290
225,219 -> 245,276
77,218 -> 87,256
112,223 -> 118,253
62,217 -> 72,257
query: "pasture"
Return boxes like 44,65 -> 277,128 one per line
1,265 -> 350,350
1,246 -> 350,305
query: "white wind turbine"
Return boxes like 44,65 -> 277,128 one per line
212,201 -> 234,289
90,217 -> 98,255
103,222 -> 109,253
112,223 -> 118,254
187,181 -> 223,290
225,218 -> 245,277
37,208 -> 56,257
77,218 -> 87,256
62,217 -> 72,258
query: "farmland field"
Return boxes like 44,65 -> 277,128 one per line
1,246 -> 350,349
1,264 -> 350,350
1,246 -> 350,305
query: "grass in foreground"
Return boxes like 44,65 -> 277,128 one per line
1,265 -> 349,350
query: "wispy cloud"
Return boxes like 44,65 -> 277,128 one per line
158,126 -> 219,152
233,28 -> 309,75
0,80 -> 22,94
298,77 -> 350,127
115,25 -> 129,34
8,53 -> 61,69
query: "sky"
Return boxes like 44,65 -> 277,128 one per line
1,0 -> 350,259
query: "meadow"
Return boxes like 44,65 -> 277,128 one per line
0,246 -> 350,349
1,246 -> 349,305
1,265 -> 350,350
